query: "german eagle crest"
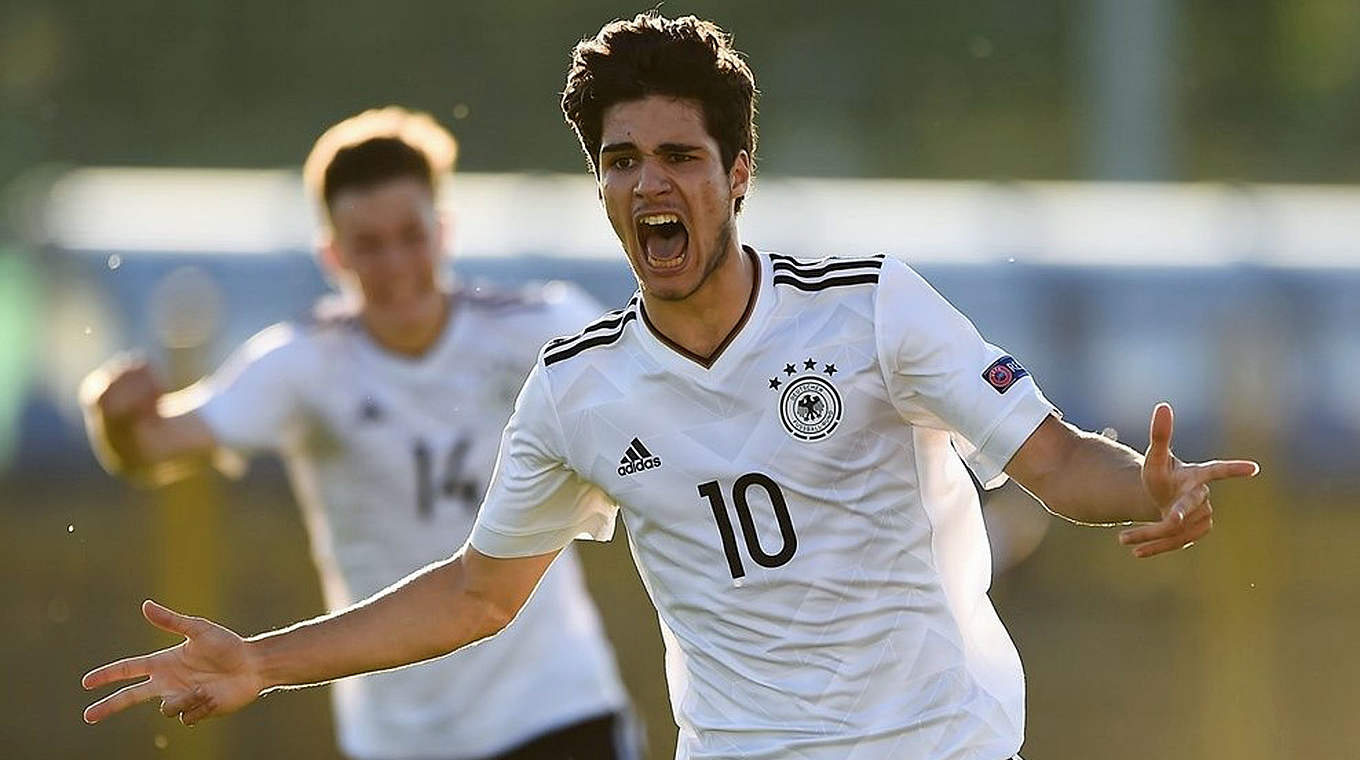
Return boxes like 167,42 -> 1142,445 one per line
768,357 -> 843,441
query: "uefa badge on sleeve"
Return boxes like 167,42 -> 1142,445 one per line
768,357 -> 843,441
983,355 -> 1029,394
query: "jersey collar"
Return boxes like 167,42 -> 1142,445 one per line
633,246 -> 774,375
351,289 -> 468,379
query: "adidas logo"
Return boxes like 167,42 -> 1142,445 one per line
617,437 -> 662,477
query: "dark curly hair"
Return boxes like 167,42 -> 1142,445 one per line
561,13 -> 758,212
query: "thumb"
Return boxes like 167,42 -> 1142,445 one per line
142,599 -> 205,638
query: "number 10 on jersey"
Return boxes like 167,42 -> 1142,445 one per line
698,473 -> 798,580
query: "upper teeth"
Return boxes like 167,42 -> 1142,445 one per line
640,214 -> 679,225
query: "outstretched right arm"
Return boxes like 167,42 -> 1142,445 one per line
84,354 -> 606,727
83,545 -> 557,726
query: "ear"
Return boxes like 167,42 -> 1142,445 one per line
437,207 -> 454,254
317,230 -> 345,281
729,150 -> 752,202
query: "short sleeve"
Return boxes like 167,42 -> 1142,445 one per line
470,362 -> 618,558
195,323 -> 309,453
874,258 -> 1058,489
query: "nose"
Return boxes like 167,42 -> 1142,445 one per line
372,243 -> 401,271
373,242 -> 418,279
633,157 -> 671,199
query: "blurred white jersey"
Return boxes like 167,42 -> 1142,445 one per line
471,250 -> 1057,760
197,282 -> 628,760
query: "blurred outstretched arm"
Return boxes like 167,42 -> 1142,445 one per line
78,355 -> 217,485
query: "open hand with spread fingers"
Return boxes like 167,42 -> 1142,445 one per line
1118,402 -> 1260,558
83,600 -> 265,727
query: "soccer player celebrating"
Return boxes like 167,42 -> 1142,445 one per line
80,107 -> 637,760
82,17 -> 1258,760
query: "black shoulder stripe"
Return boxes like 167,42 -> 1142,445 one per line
771,253 -> 883,290
543,294 -> 640,351
544,310 -> 638,366
771,255 -> 884,279
768,252 -> 883,263
768,251 -> 820,263
543,309 -> 628,350
773,272 -> 880,291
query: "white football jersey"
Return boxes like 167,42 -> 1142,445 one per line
196,282 -> 629,760
471,250 -> 1057,760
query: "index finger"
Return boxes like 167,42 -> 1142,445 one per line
82,653 -> 155,690
1189,459 -> 1260,484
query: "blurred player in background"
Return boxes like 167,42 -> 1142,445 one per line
80,107 -> 637,760
81,16 -> 1259,760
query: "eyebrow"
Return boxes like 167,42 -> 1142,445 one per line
599,141 -> 705,156
658,142 -> 704,154
600,141 -> 638,156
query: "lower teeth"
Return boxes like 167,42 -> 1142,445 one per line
647,253 -> 683,268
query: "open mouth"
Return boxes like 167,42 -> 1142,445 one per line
636,213 -> 689,272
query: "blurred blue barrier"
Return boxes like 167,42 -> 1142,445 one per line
20,246 -> 1360,483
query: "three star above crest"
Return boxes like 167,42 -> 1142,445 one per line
770,358 -> 840,390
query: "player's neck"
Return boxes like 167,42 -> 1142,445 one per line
641,241 -> 755,360
359,290 -> 451,358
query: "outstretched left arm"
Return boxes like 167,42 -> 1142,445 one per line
1005,402 -> 1259,558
